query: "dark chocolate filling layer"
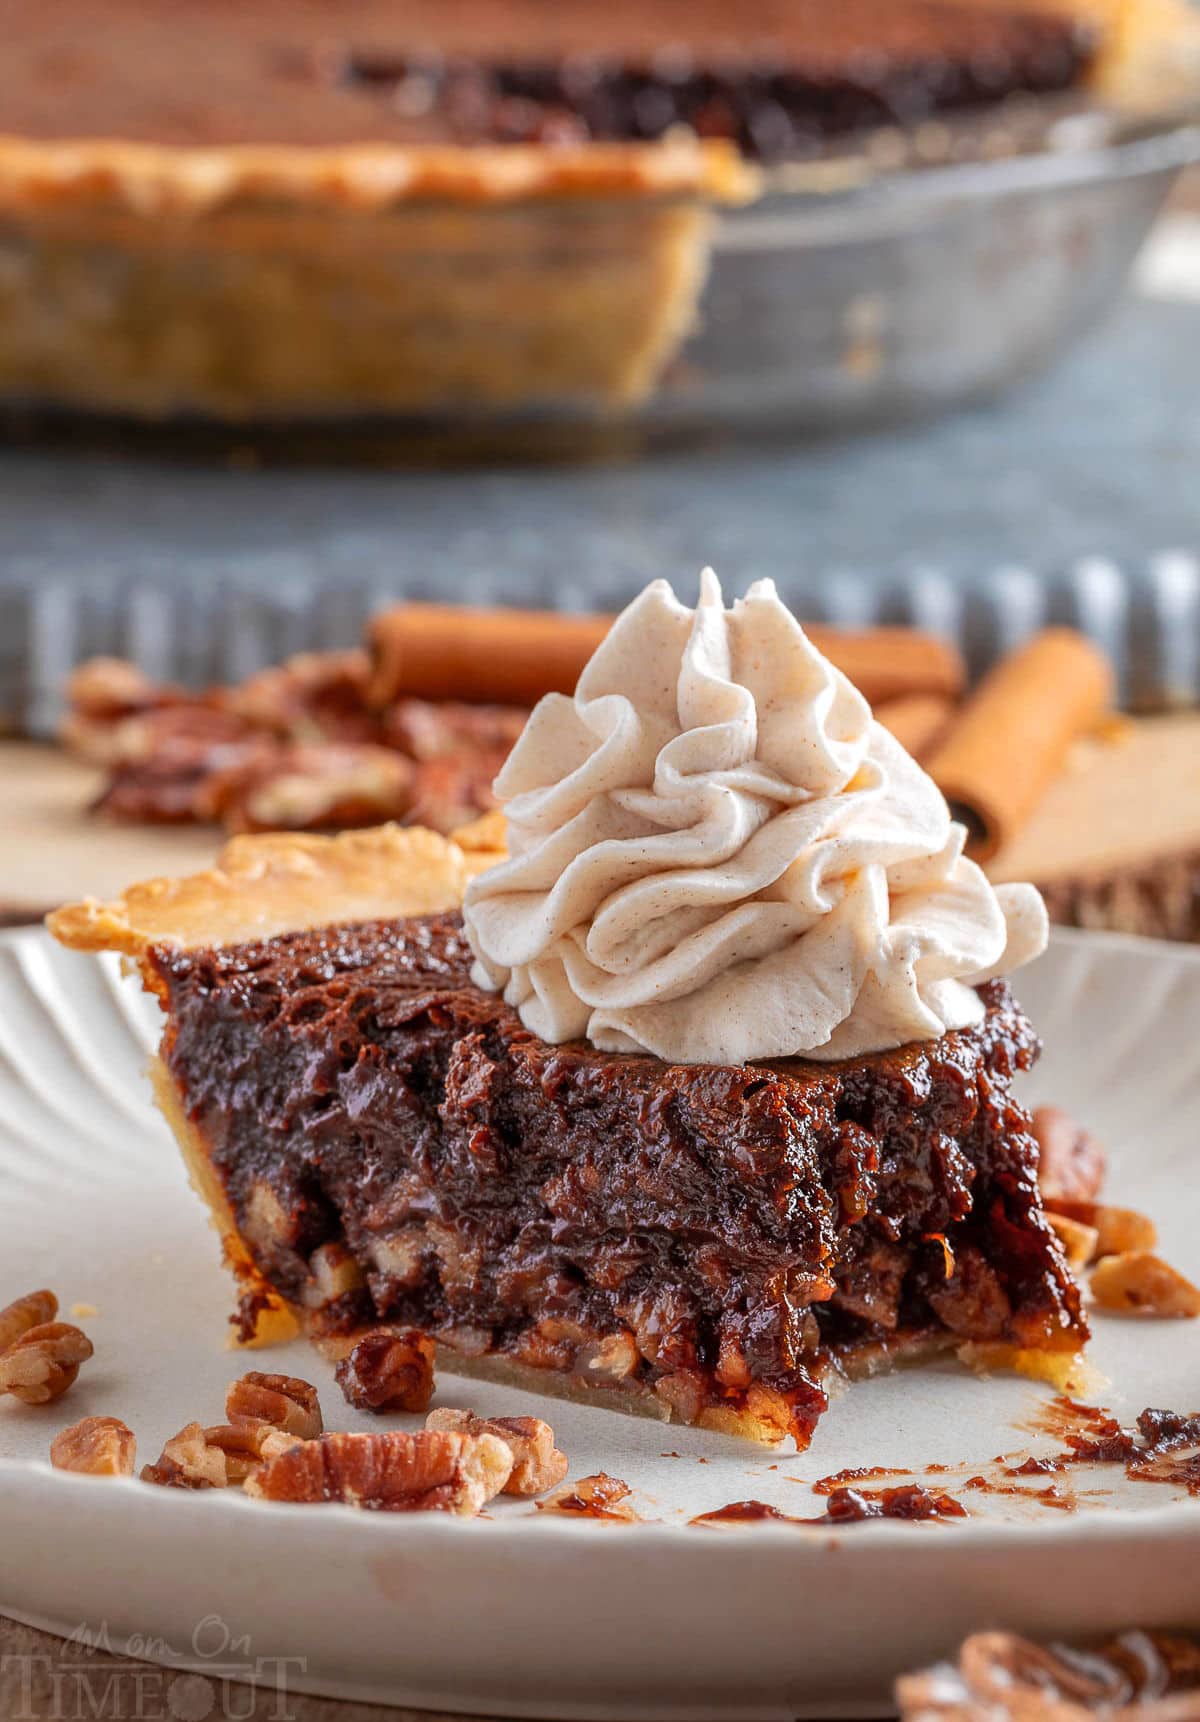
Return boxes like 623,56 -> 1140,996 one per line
8,1 -> 1096,161
151,912 -> 1085,1447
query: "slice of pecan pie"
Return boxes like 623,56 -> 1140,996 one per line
49,821 -> 1086,1449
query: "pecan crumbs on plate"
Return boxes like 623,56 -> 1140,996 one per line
51,1416 -> 137,1477
425,1408 -> 568,1496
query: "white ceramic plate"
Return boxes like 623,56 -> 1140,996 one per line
0,926 -> 1197,1721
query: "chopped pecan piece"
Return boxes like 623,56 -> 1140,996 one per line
61,659 -> 185,763
223,651 -> 377,745
0,1290 -> 58,1355
335,1330 -> 435,1414
0,1322 -> 93,1405
140,1421 -> 228,1489
97,705 -> 260,773
203,1423 -> 265,1485
536,1472 -> 638,1521
218,744 -> 414,835
1047,1212 -> 1100,1273
1045,1201 -> 1158,1260
583,1330 -> 641,1383
244,1428 -> 512,1513
301,1241 -> 366,1311
94,716 -> 271,823
50,1416 -> 137,1477
257,1427 -> 303,1462
226,1372 -> 323,1439
1090,1252 -> 1200,1319
383,698 -> 527,763
404,754 -> 503,835
66,656 -> 175,723
425,1408 -> 568,1496
202,1422 -> 301,1484
1031,1107 -> 1107,1203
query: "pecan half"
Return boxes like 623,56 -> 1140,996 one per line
141,1421 -> 228,1489
0,1322 -> 93,1405
335,1330 -> 435,1414
0,1290 -> 58,1355
425,1408 -> 568,1496
226,1372 -> 323,1439
244,1428 -> 512,1513
1090,1252 -> 1200,1319
50,1416 -> 137,1477
536,1472 -> 638,1521
1031,1107 -> 1107,1203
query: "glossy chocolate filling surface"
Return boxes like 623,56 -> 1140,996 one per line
151,912 -> 1085,1447
7,1 -> 1096,160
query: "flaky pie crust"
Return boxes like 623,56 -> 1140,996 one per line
46,822 -> 495,962
0,135 -> 755,218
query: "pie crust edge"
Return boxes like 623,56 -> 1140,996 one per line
46,821 -> 506,966
0,135 -> 755,217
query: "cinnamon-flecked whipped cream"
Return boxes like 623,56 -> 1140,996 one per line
462,572 -> 1048,1066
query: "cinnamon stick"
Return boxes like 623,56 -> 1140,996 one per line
926,629 -> 1114,862
368,605 -> 607,710
874,695 -> 956,763
814,628 -> 964,707
367,603 -> 965,710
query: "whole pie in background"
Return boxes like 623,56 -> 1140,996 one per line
0,0 -> 1193,423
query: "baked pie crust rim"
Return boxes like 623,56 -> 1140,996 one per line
46,822 -> 504,965
0,133 -> 755,217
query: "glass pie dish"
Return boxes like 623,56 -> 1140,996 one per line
0,96 -> 1196,445
654,103 -> 1200,435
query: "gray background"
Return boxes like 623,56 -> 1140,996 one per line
1,295 -> 1195,593
2,287 -> 1197,728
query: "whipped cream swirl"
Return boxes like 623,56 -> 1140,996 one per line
463,572 -> 1047,1066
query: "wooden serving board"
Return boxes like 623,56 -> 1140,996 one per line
0,743 -> 223,923
5,717 -> 1200,938
988,712 -> 1200,941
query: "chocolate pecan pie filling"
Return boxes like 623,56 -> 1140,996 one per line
146,911 -> 1085,1449
7,0 -> 1096,163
